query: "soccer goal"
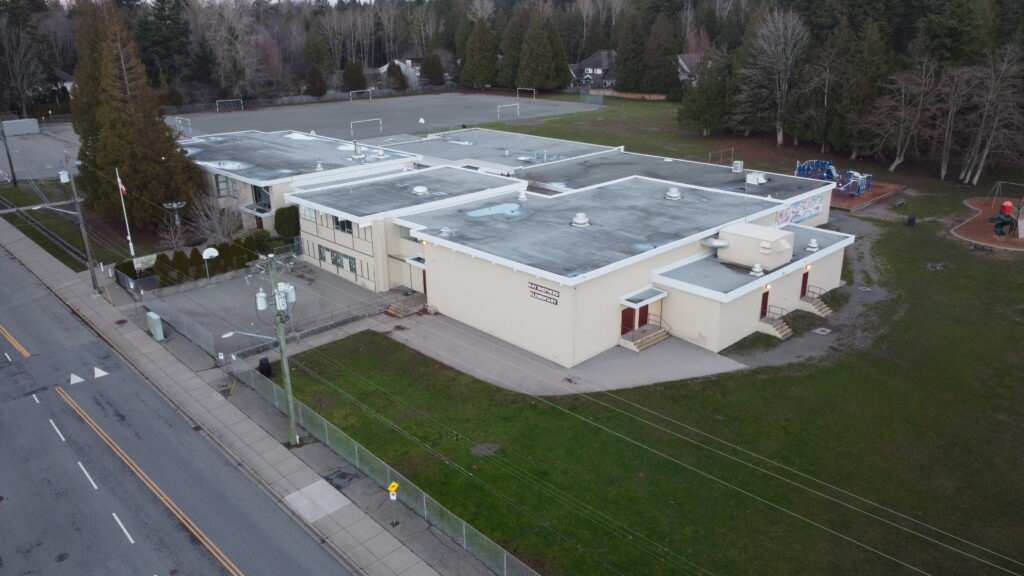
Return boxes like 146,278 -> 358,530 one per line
350,118 -> 383,140
516,87 -> 536,101
172,117 -> 192,138
497,103 -> 520,120
349,88 -> 374,101
708,147 -> 735,165
215,99 -> 244,112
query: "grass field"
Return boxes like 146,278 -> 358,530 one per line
267,99 -> 1024,575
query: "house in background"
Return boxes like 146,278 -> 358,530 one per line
569,50 -> 616,88
676,51 -> 706,85
375,59 -> 420,88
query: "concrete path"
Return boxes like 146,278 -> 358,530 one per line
0,216 -> 492,576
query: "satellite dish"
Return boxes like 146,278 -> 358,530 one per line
202,247 -> 219,260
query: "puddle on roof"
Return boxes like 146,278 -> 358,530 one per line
445,139 -> 474,146
284,133 -> 321,140
197,160 -> 253,170
464,203 -> 521,218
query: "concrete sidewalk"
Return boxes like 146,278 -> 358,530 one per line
0,218 -> 491,576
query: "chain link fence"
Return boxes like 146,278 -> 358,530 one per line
231,360 -> 541,576
143,293 -> 217,356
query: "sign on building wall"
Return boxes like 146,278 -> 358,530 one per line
528,282 -> 559,305
133,254 -> 158,271
777,193 -> 825,225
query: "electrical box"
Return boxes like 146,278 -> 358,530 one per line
146,311 -> 165,342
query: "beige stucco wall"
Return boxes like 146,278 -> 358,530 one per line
298,211 -> 379,291
423,243 -> 577,367
659,290 -> 723,350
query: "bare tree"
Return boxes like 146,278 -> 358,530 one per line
375,0 -> 400,62
187,196 -> 242,244
157,215 -> 189,250
958,48 -> 1023,185
932,67 -> 980,180
735,7 -> 808,146
575,0 -> 599,59
0,15 -> 45,117
468,0 -> 496,22
36,6 -> 75,72
411,4 -> 442,58
320,11 -> 347,71
865,59 -> 938,172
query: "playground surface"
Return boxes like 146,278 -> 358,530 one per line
830,180 -> 905,211
950,197 -> 1024,250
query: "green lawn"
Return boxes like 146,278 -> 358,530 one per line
264,99 -> 1024,576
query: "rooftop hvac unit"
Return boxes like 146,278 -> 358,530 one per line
412,185 -> 429,196
746,172 -> 768,185
571,212 -> 591,227
749,262 -> 765,277
732,160 -> 744,173
665,187 -> 682,201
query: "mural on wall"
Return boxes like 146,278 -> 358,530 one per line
777,193 -> 824,225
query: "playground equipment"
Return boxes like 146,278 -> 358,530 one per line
795,160 -> 873,197
988,201 -> 1022,236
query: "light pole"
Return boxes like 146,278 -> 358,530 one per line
250,255 -> 299,446
60,153 -> 99,294
0,118 -> 16,186
163,201 -> 187,250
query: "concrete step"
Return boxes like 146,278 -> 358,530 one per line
619,328 -> 670,352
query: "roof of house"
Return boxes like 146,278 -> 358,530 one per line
677,52 -> 705,76
180,130 -> 415,185
396,176 -> 780,284
285,166 -> 523,224
570,50 -> 616,82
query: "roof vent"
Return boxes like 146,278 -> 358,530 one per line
516,156 -> 530,162
746,172 -> 768,185
439,226 -> 452,237
310,130 -> 317,136
351,141 -> 366,160
571,212 -> 590,227
665,187 -> 682,201
517,190 -> 528,201
732,160 -> 744,173
315,159 -> 324,171
749,262 -> 765,277
663,157 -> 673,162
806,238 -> 820,252
504,149 -> 510,157
412,185 -> 429,196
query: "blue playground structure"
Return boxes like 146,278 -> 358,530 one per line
795,160 -> 873,197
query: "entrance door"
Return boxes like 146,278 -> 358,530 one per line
620,307 -> 635,335
800,271 -> 809,297
255,217 -> 264,230
638,305 -> 649,328
760,290 -> 770,319
422,270 -> 427,297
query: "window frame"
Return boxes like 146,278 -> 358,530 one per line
333,217 -> 353,234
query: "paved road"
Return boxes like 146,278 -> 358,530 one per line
0,248 -> 349,575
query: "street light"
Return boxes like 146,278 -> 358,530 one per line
162,200 -> 187,250
244,255 -> 299,446
59,153 -> 99,294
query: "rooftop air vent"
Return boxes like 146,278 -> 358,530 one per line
310,130 -> 317,136
504,149 -> 510,157
439,227 -> 453,237
746,172 -> 768,185
517,190 -> 528,201
806,238 -> 820,252
315,159 -> 324,171
351,141 -> 366,160
571,212 -> 590,227
665,187 -> 682,201
732,160 -> 744,173
749,263 -> 765,277
412,185 -> 429,196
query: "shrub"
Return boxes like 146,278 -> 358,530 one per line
171,249 -> 191,281
250,230 -> 272,254
305,63 -> 327,97
189,247 -> 203,278
421,52 -> 445,86
343,59 -> 367,91
155,253 -> 174,286
385,61 -> 408,90
274,205 -> 300,238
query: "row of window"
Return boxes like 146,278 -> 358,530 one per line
214,175 -> 239,198
318,245 -> 357,273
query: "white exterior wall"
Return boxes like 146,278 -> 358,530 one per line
423,243 -> 576,367
299,211 -> 380,291
659,291 -> 723,350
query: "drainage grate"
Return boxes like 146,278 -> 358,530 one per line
812,328 -> 832,335
856,286 -> 873,292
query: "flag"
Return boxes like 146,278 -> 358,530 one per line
117,172 -> 127,196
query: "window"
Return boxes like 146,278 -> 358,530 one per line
251,185 -> 270,209
585,67 -> 593,74
318,245 -> 350,270
349,257 -> 356,273
318,245 -> 327,261
215,175 -> 229,197
300,206 -> 316,221
594,68 -> 603,75
333,217 -> 353,234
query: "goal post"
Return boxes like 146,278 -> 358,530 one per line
516,87 -> 536,101
215,99 -> 244,112
349,88 -> 374,101
497,103 -> 520,120
350,118 -> 383,140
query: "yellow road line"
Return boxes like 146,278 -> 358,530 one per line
0,323 -> 30,357
55,386 -> 245,576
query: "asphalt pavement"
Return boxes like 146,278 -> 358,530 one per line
0,249 -> 350,575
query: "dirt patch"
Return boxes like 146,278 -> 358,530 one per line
950,197 -> 1024,250
470,442 -> 502,457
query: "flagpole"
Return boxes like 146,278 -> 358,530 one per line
116,167 -> 136,257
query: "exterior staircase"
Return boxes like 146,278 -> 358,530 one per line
619,324 -> 670,352
761,316 -> 793,340
385,293 -> 426,318
803,296 -> 833,317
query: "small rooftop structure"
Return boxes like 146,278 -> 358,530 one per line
180,130 -> 415,185
384,128 -> 614,171
285,166 -> 524,225
397,176 -> 780,284
517,150 -> 829,200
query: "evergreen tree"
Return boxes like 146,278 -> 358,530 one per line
134,0 -> 190,87
74,0 -> 202,227
385,60 -> 408,90
342,59 -> 367,90
677,54 -> 731,135
71,1 -> 107,208
304,24 -> 332,71
274,205 -> 299,238
421,52 -> 445,85
545,21 -> 571,90
515,13 -> 551,90
461,18 -> 496,87
497,4 -> 530,87
641,13 -> 680,93
305,62 -> 327,97
914,0 -> 993,65
613,7 -> 646,92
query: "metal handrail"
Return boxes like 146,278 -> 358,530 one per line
765,305 -> 788,320
805,285 -> 825,299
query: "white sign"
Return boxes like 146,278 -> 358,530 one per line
389,491 -> 397,501
133,254 -> 158,272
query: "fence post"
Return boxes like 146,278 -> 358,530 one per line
423,493 -> 427,520
462,522 -> 466,548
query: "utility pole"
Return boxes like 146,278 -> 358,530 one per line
64,152 -> 99,294
261,255 -> 299,446
0,119 -> 16,187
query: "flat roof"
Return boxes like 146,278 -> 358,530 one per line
400,177 -> 780,282
658,225 -> 851,294
385,128 -> 613,170
517,150 -> 827,200
287,166 -> 522,219
180,130 -> 415,184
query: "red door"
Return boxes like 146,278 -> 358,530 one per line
255,217 -> 264,230
621,308 -> 635,335
760,290 -> 770,319
800,271 -> 809,297
638,305 -> 649,327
